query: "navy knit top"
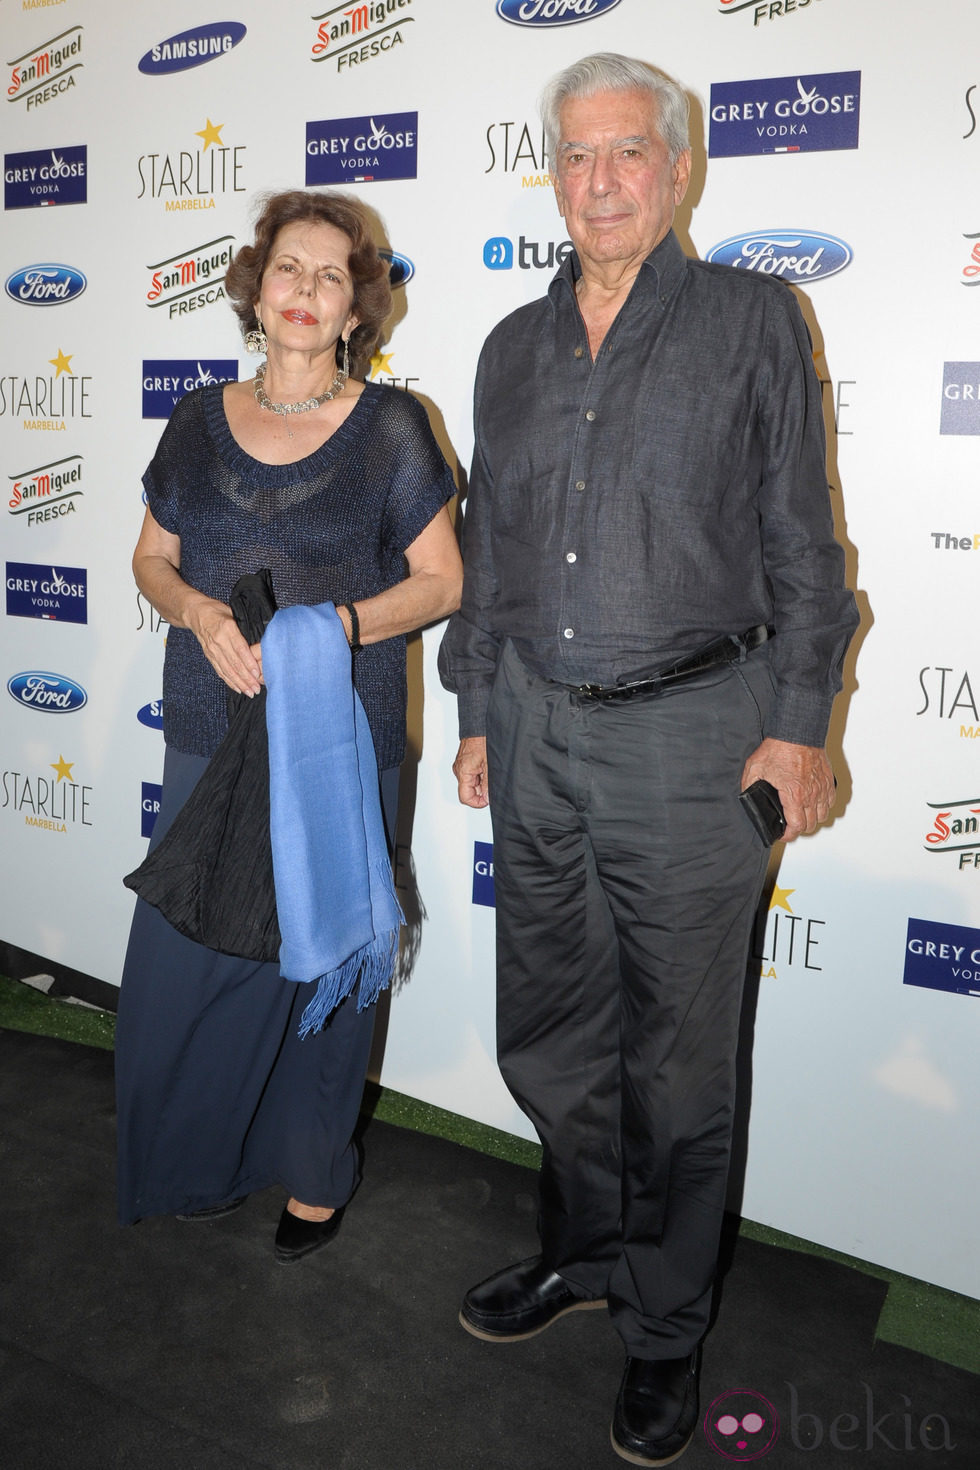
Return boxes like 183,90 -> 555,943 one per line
143,380 -> 457,769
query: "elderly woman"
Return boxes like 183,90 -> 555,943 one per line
116,189 -> 461,1258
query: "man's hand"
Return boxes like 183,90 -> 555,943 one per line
741,737 -> 835,842
453,737 -> 489,809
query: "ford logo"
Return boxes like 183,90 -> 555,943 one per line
705,230 -> 853,283
7,670 -> 87,713
138,22 -> 247,75
5,264 -> 87,306
496,0 -> 622,26
137,700 -> 165,730
378,249 -> 414,287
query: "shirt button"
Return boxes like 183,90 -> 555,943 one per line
585,410 -> 596,422
565,552 -> 577,563
563,627 -> 574,639
574,346 -> 584,359
575,480 -> 586,491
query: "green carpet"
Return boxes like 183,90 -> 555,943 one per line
2,972 -> 977,1375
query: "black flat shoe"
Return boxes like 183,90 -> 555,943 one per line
176,1197 -> 245,1222
459,1255 -> 606,1341
274,1205 -> 345,1263
611,1347 -> 700,1466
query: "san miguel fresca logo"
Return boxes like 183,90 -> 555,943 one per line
6,561 -> 87,623
7,671 -> 87,714
8,454 -> 84,527
923,797 -> 980,869
0,348 -> 92,430
137,120 -> 246,212
2,753 -> 93,835
709,72 -> 860,157
142,360 -> 238,418
138,23 -> 247,75
7,26 -> 83,110
706,230 -> 852,283
719,0 -> 823,24
311,1 -> 415,73
4,145 -> 87,210
962,233 -> 980,285
5,264 -> 86,306
905,917 -> 980,998
496,0 -> 622,25
146,236 -> 235,318
305,112 -> 418,185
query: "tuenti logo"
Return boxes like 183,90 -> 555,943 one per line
905,916 -> 980,998
378,248 -> 414,287
7,26 -> 83,110
719,0 -> 823,25
142,359 -> 238,418
709,72 -> 860,158
138,23 -> 247,76
306,112 -> 418,185
5,561 -> 87,623
7,671 -> 87,714
484,234 -> 573,270
145,236 -> 235,318
940,363 -> 980,435
4,145 -> 87,210
496,0 -> 622,25
8,454 -> 84,527
706,230 -> 852,283
6,264 -> 86,307
311,0 -> 415,73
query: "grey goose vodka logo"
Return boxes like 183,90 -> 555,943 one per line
709,72 -> 860,157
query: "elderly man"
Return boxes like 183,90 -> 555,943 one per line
439,52 -> 857,1466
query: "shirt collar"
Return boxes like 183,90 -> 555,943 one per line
548,228 -> 687,312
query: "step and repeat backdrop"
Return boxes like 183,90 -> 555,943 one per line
2,0 -> 978,1297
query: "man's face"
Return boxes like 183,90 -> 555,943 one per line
552,88 -> 691,276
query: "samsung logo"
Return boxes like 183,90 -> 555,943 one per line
137,700 -> 164,730
7,670 -> 87,713
378,248 -> 414,287
705,230 -> 852,282
138,23 -> 246,75
496,0 -> 621,25
6,264 -> 87,306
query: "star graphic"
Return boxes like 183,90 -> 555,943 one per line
49,348 -> 73,377
769,885 -> 795,913
369,350 -> 395,380
195,118 -> 224,150
50,754 -> 74,783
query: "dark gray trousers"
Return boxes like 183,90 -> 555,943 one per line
486,639 -> 773,1358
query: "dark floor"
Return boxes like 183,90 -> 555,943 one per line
1,1027 -> 976,1469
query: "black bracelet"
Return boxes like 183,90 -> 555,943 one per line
343,601 -> 361,654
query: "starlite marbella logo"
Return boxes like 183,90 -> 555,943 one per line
6,562 -> 87,623
485,119 -> 551,188
0,349 -> 92,431
7,26 -> 82,109
916,663 -> 979,737
305,113 -> 418,185
145,237 -> 235,318
706,230 -> 852,283
137,120 -> 246,212
7,671 -> 87,714
4,145 -> 87,210
138,23 -> 247,75
905,917 -> 980,998
709,72 -> 860,157
8,454 -> 84,528
496,0 -> 622,25
718,0 -> 823,25
1,753 -> 93,835
142,360 -> 238,418
311,1 -> 415,73
6,264 -> 86,307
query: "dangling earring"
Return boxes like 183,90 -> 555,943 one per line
244,315 -> 267,355
341,336 -> 351,379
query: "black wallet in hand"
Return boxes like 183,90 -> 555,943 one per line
739,779 -> 786,845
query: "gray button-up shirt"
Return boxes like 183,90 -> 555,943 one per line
439,231 -> 858,748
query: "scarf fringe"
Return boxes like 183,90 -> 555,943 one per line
297,859 -> 404,1038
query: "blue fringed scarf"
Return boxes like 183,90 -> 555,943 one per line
262,603 -> 403,1038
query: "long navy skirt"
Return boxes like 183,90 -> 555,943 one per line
115,746 -> 397,1227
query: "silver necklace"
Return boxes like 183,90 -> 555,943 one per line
253,360 -> 348,435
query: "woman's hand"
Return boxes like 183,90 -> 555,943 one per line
186,599 -> 264,697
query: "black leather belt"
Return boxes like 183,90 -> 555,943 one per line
567,625 -> 772,702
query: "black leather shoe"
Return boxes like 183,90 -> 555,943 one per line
274,1205 -> 345,1263
611,1348 -> 700,1466
176,1197 -> 245,1222
459,1255 -> 606,1341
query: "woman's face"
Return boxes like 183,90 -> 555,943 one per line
255,219 -> 358,362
